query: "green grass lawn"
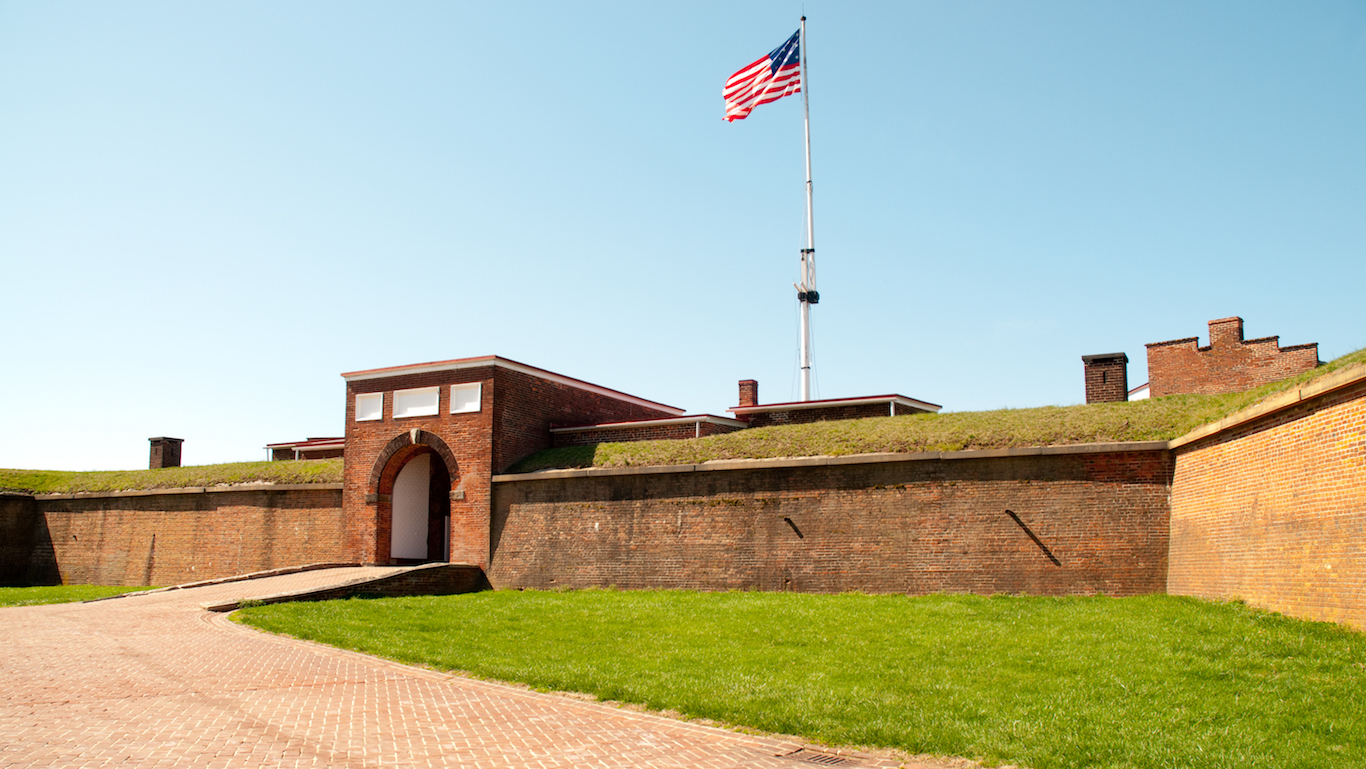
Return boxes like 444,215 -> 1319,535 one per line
237,590 -> 1366,769
511,346 -> 1366,472
0,458 -> 342,494
0,584 -> 157,606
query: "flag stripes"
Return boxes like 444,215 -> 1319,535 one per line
723,30 -> 801,122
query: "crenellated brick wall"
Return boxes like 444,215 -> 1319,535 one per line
1146,317 -> 1319,397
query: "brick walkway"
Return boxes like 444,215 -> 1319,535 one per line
0,568 -> 959,769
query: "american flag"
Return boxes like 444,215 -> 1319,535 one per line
723,30 -> 801,122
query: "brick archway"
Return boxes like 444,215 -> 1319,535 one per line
369,429 -> 461,496
369,430 -> 461,564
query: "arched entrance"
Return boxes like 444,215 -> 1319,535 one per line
391,453 -> 429,559
390,453 -> 451,562
369,430 -> 461,565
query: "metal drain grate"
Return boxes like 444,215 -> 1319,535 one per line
782,749 -> 862,766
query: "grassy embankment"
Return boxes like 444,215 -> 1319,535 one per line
511,345 -> 1366,472
0,585 -> 157,606
238,589 -> 1366,769
4,345 -> 1362,491
0,458 -> 342,495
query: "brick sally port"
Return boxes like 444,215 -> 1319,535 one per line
3,350 -> 1365,634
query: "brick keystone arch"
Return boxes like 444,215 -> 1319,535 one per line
368,429 -> 461,494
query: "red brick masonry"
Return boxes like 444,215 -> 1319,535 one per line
1168,366 -> 1366,630
24,485 -> 347,586
489,446 -> 1172,596
550,416 -> 747,448
1082,353 -> 1129,404
732,394 -> 940,428
5,363 -> 1361,635
341,357 -> 681,569
1147,316 -> 1319,397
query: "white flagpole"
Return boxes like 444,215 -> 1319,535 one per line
798,16 -> 817,401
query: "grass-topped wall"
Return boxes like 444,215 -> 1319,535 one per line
510,346 -> 1366,473
0,458 -> 342,495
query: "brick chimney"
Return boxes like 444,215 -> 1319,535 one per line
1081,353 -> 1129,404
149,437 -> 183,469
1208,317 -> 1244,347
738,379 -> 759,408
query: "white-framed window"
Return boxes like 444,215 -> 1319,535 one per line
393,386 -> 440,419
355,392 -> 384,422
450,382 -> 482,414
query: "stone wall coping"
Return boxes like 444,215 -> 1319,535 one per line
1169,362 -> 1366,450
491,441 -> 1171,482
35,483 -> 344,500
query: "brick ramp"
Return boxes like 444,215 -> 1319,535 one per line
0,568 -> 947,768
198,562 -> 491,611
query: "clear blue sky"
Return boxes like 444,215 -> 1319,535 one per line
2,2 -> 1363,471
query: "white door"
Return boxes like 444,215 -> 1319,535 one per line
390,453 -> 430,560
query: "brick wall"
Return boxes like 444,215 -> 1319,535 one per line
1147,317 -> 1319,397
343,366 -> 497,567
489,446 -> 1172,596
272,447 -> 344,461
746,402 -> 899,428
491,367 -> 678,473
551,420 -> 745,448
1168,369 -> 1366,631
342,362 -> 679,569
0,493 -> 39,585
24,485 -> 346,586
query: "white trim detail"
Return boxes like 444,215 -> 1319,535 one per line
341,355 -> 683,416
730,395 -> 941,416
550,415 -> 748,434
450,382 -> 482,414
393,386 -> 440,419
355,393 -> 383,422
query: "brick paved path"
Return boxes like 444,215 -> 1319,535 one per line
0,568 -> 950,768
